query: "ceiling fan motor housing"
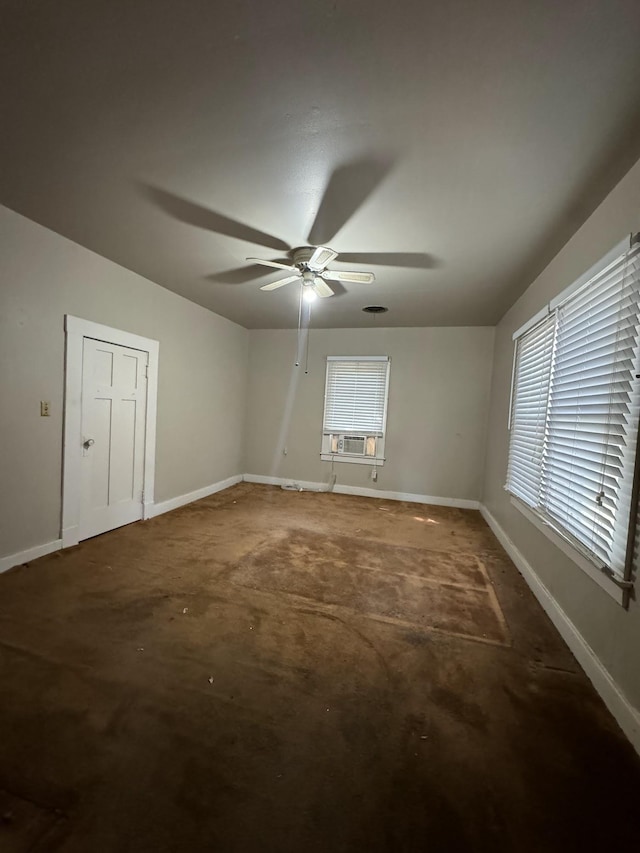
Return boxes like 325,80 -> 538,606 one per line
292,246 -> 317,269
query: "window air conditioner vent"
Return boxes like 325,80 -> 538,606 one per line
339,435 -> 366,455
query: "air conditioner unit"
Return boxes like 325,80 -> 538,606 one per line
337,435 -> 366,455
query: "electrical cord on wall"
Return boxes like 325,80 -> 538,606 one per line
281,458 -> 336,493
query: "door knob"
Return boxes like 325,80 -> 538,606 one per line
83,438 -> 95,449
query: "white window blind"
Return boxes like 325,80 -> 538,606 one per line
323,357 -> 390,435
506,314 -> 556,508
507,239 -> 640,581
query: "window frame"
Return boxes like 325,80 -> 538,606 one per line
506,235 -> 640,605
320,356 -> 391,465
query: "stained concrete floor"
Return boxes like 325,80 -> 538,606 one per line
1,483 -> 639,852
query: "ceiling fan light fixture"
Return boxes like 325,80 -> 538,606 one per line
302,286 -> 317,303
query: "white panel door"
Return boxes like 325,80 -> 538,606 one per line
79,338 -> 149,541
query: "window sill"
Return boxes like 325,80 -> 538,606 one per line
320,454 -> 385,466
509,495 -> 625,605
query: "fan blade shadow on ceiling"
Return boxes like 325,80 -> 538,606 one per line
308,157 -> 394,246
337,252 -> 440,269
207,262 -> 292,284
140,184 -> 290,252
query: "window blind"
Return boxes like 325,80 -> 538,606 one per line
323,357 -> 390,435
506,314 -> 556,507
541,244 -> 640,575
507,239 -> 640,580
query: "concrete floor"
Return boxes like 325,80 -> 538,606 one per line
1,483 -> 639,852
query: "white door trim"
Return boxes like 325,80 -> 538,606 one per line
62,315 -> 159,547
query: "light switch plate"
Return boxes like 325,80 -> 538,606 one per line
40,401 -> 51,417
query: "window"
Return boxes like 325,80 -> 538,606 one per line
507,235 -> 640,589
321,356 -> 390,464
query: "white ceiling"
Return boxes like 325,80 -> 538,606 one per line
2,0 -> 640,328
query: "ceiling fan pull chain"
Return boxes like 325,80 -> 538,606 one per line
295,283 -> 303,367
305,302 -> 311,374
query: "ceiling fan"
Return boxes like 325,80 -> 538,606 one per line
248,245 -> 374,301
142,157 -> 438,301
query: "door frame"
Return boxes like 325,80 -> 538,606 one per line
62,315 -> 159,547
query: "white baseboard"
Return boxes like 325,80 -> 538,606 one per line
0,476 -> 244,575
243,474 -> 480,509
335,483 -> 479,509
479,504 -> 640,757
148,474 -> 243,518
243,473 -> 327,491
62,525 -> 79,548
0,539 -> 63,575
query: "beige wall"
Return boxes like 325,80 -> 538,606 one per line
483,157 -> 640,711
245,326 -> 495,501
0,205 -> 249,560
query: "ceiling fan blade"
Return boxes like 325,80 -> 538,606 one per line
323,270 -> 375,284
313,278 -> 334,298
308,246 -> 338,270
141,185 -> 290,251
337,252 -> 438,269
260,275 -> 300,291
247,257 -> 296,272
308,157 -> 393,245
